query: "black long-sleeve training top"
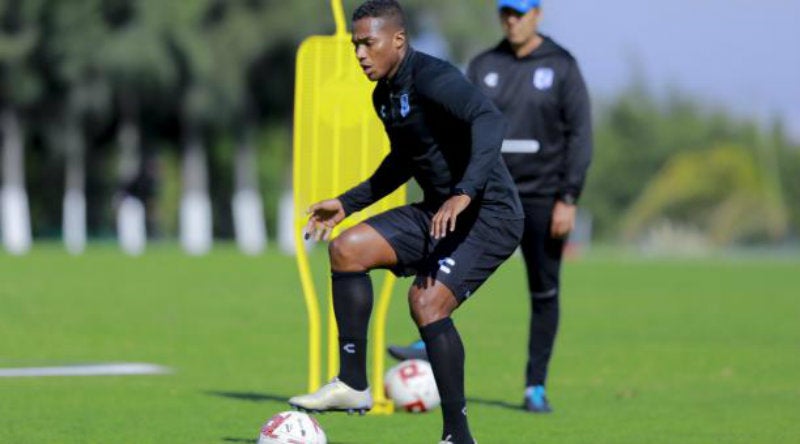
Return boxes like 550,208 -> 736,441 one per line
467,36 -> 593,204
339,47 -> 523,219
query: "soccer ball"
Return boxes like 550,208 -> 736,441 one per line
258,411 -> 327,444
384,359 -> 440,412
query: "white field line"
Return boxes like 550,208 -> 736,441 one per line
0,363 -> 172,378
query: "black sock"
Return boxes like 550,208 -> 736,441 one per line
419,317 -> 472,444
526,292 -> 560,387
332,271 -> 373,391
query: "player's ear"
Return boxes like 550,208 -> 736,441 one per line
531,7 -> 543,22
393,29 -> 406,50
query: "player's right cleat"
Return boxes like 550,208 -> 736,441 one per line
288,378 -> 373,414
523,385 -> 553,413
388,339 -> 429,361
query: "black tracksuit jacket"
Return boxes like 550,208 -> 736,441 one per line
339,47 -> 523,219
467,36 -> 592,204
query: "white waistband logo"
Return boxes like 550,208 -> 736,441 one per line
438,257 -> 456,274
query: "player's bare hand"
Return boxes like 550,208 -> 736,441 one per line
430,194 -> 472,239
551,200 -> 577,239
305,199 -> 346,242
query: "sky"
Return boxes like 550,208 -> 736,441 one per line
516,0 -> 800,140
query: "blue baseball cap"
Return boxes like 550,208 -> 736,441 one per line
497,0 -> 541,13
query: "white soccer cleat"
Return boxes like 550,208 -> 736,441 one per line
288,378 -> 373,415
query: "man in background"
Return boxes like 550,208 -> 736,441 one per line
388,0 -> 593,413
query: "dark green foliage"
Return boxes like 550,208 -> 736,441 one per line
1,0 -> 798,244
582,84 -> 799,243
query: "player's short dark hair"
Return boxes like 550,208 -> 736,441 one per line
352,0 -> 406,30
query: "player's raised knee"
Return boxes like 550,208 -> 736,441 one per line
329,234 -> 356,270
328,230 -> 373,272
408,289 -> 454,327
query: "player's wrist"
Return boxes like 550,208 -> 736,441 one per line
558,193 -> 577,206
452,187 -> 474,199
335,196 -> 356,217
452,194 -> 471,206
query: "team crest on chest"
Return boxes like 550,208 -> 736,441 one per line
400,93 -> 411,118
484,72 -> 499,88
533,67 -> 554,90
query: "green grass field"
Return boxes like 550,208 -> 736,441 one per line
1,245 -> 799,443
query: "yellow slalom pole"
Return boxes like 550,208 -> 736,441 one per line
293,40 -> 321,394
294,228 -> 322,393
290,0 -> 403,411
331,0 -> 347,38
326,276 -> 339,381
326,52 -> 343,382
369,272 -> 397,414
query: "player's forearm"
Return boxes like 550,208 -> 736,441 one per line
562,126 -> 592,202
339,177 -> 406,216
454,111 -> 506,197
338,153 -> 410,216
561,65 -> 593,202
338,182 -> 375,216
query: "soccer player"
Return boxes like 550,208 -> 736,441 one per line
388,0 -> 593,413
287,1 -> 524,443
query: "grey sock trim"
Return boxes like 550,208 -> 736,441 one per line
530,288 -> 558,299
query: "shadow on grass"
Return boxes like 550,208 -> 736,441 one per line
206,390 -> 289,403
467,397 -> 524,411
212,392 -> 350,442
207,391 -> 524,412
223,437 -> 349,444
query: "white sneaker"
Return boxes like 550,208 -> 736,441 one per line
288,378 -> 372,414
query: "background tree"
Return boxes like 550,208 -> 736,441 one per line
1,0 -> 797,252
0,0 -> 42,254
622,145 -> 789,245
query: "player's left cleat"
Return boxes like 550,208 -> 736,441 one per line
387,339 -> 428,361
288,378 -> 372,415
523,385 -> 553,413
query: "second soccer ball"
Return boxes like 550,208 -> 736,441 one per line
384,359 -> 441,413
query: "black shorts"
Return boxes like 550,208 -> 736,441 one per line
365,204 -> 523,303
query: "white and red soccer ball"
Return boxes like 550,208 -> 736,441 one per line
258,411 -> 327,444
384,359 -> 441,413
